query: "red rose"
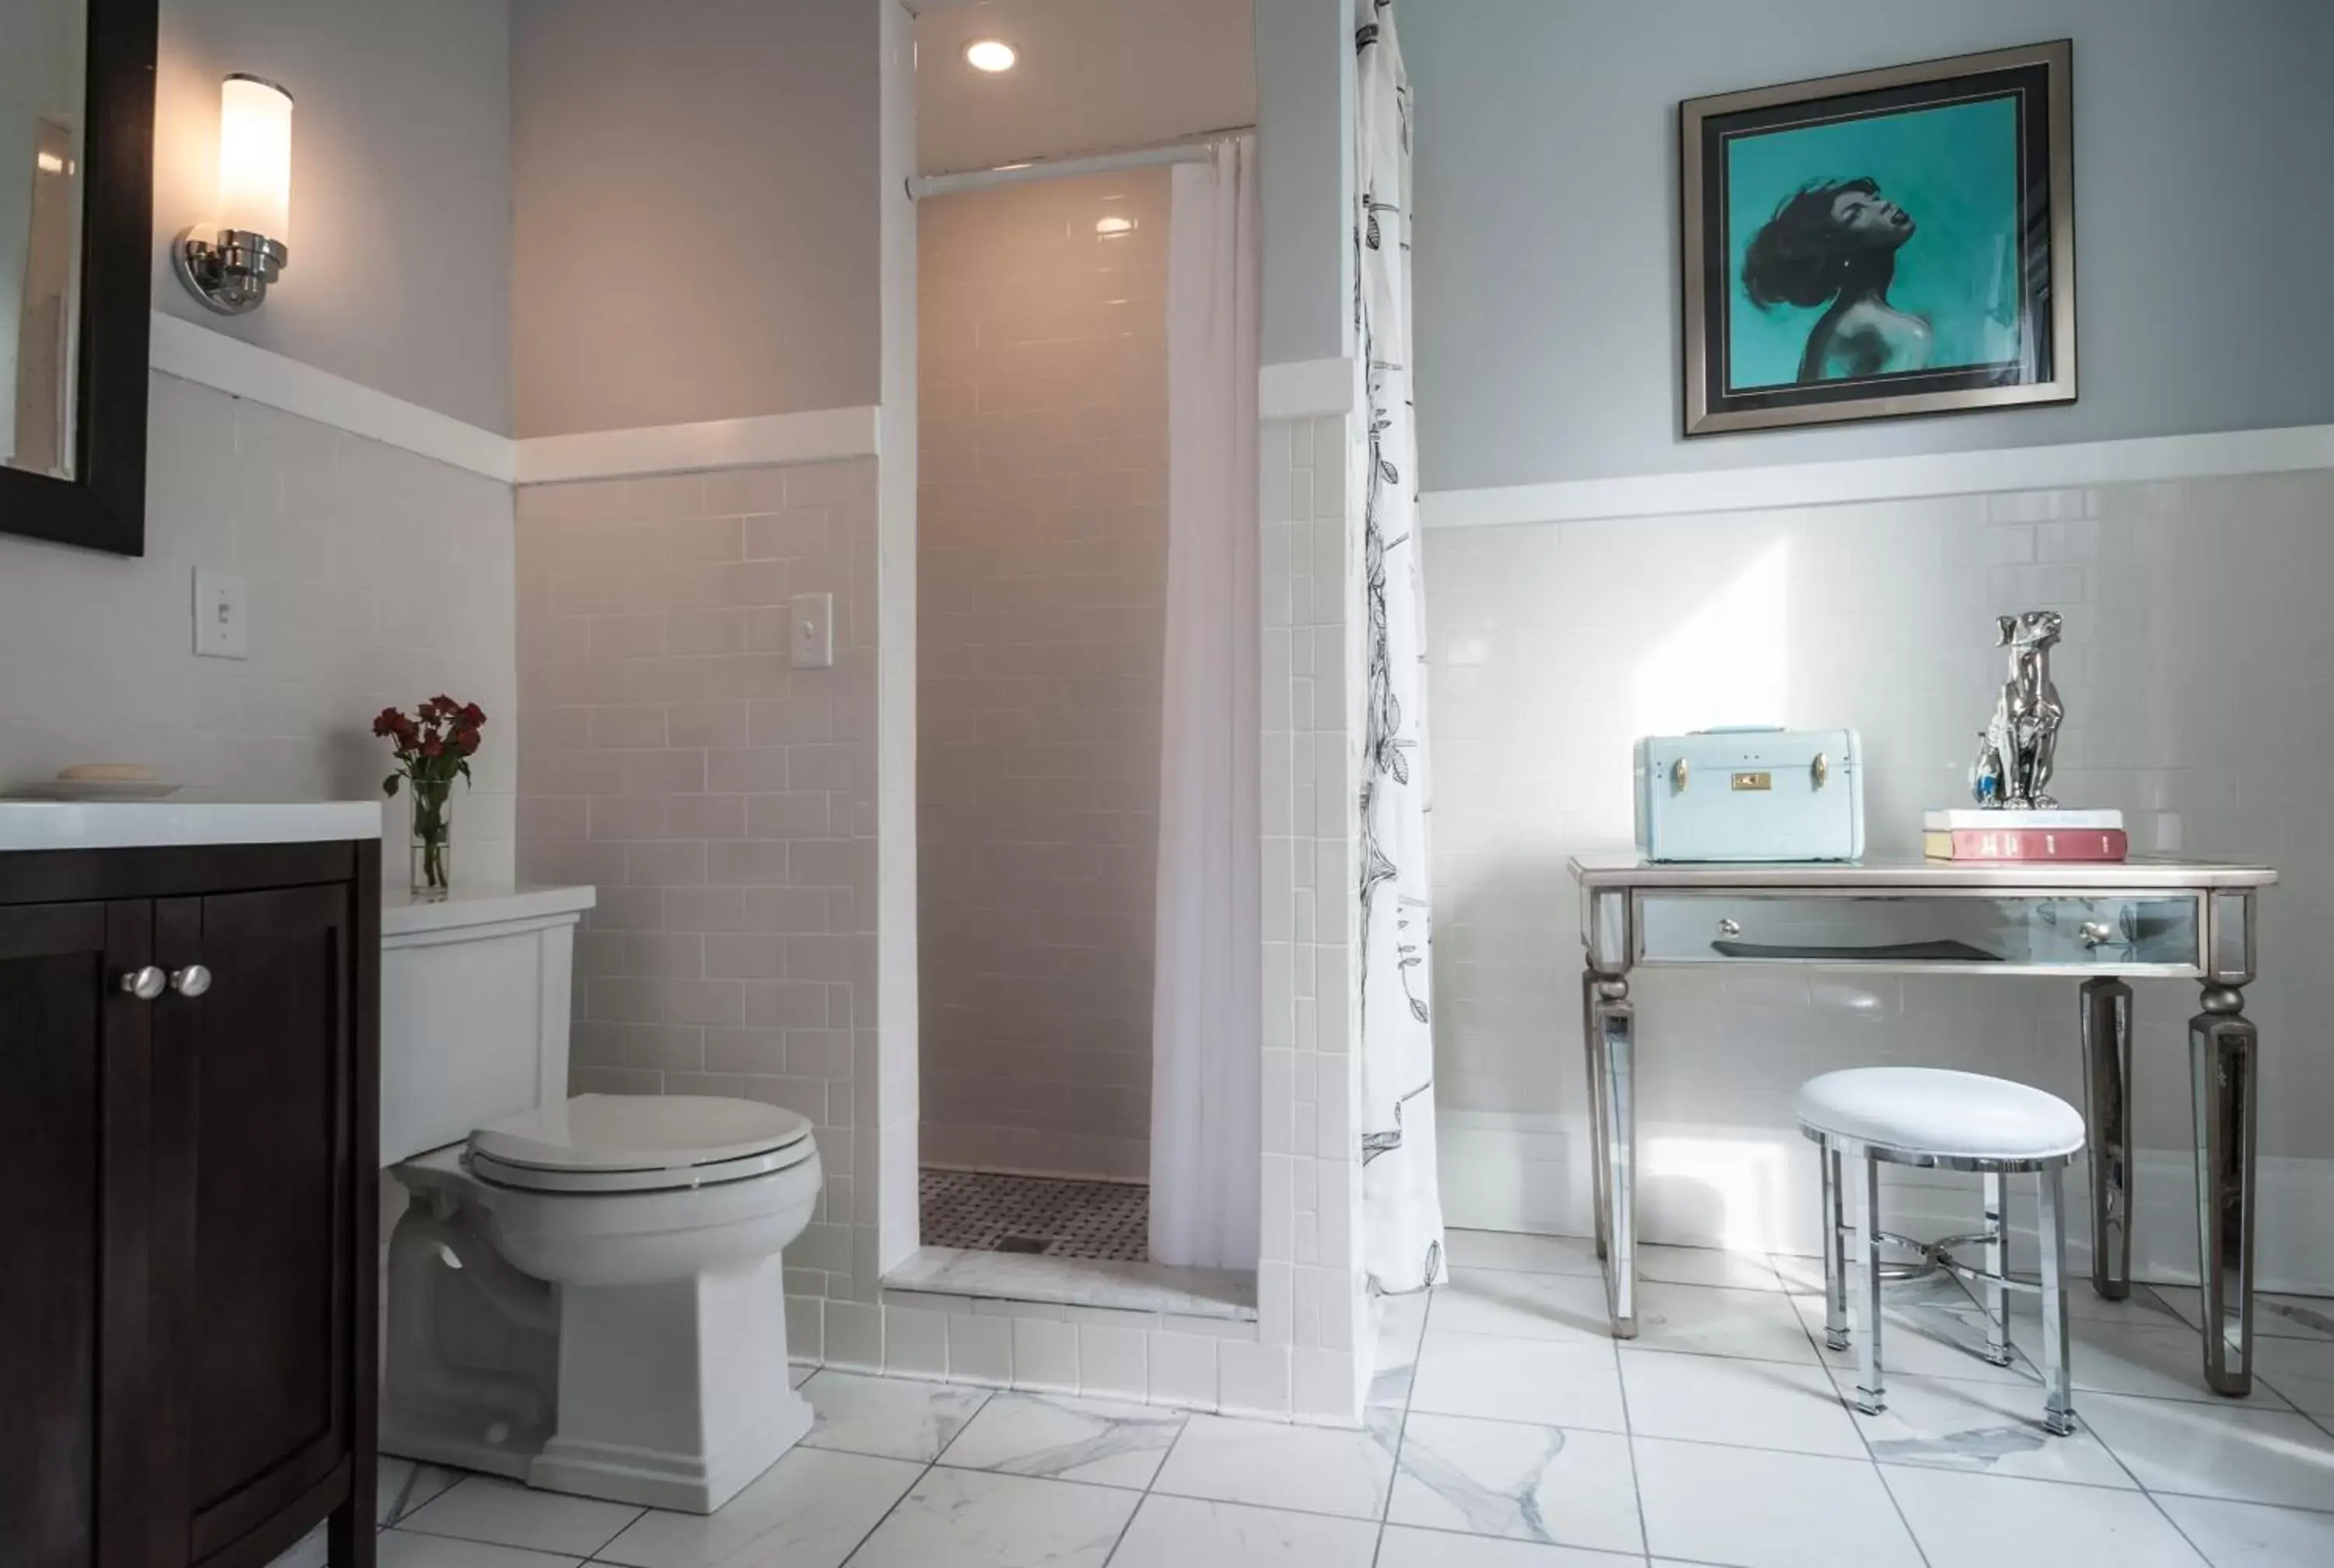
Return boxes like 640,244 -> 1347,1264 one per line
422,737 -> 443,758
461,702 -> 485,726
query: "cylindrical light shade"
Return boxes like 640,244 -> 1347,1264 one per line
216,74 -> 293,241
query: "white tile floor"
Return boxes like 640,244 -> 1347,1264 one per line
347,1232 -> 2334,1567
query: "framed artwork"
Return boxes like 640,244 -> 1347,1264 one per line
1681,40 -> 2074,436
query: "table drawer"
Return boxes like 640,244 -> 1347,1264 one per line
1635,891 -> 2204,972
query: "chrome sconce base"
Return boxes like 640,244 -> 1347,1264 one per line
173,226 -> 288,315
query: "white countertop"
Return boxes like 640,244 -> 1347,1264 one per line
382,883 -> 597,937
0,799 -> 383,852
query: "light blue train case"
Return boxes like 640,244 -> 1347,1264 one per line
1632,726 -> 1865,863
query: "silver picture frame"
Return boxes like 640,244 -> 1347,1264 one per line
1680,40 -> 2076,436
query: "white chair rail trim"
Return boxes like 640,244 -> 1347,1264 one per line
1421,422 -> 2334,530
149,314 -> 886,486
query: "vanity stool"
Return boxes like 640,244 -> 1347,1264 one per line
1797,1066 -> 2085,1435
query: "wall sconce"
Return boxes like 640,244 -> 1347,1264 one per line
173,74 -> 293,315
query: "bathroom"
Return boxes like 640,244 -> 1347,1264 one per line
1,2 -> 2331,1566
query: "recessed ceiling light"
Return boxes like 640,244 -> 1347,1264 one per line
964,39 -> 1018,72
1095,215 -> 1137,237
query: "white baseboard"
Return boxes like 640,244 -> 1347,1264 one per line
1437,1108 -> 2334,1296
1419,422 -> 2334,530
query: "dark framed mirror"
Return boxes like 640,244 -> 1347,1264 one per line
0,0 -> 156,556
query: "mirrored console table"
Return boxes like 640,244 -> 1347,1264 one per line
1568,851 -> 2279,1397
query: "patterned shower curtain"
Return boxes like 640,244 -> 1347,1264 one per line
1355,2 -> 1446,1297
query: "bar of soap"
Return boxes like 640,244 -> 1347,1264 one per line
58,762 -> 157,782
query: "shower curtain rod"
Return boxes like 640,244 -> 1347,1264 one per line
909,125 -> 1256,199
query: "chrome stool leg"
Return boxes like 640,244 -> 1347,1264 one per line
1982,1171 -> 2013,1367
1852,1150 -> 1885,1416
1821,1139 -> 1849,1351
2038,1164 -> 2077,1434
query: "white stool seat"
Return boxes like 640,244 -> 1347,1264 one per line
1797,1067 -> 2085,1163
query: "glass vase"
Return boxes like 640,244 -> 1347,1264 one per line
409,779 -> 454,901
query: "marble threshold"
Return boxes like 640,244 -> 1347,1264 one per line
882,1246 -> 1259,1323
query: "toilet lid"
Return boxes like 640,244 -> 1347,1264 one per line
469,1094 -> 812,1177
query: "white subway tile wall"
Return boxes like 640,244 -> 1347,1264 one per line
0,372 -> 517,883
1426,472 -> 2334,1272
514,458 -> 882,1302
916,171 -> 1172,1181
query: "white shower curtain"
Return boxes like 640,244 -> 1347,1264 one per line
1151,135 -> 1262,1270
1355,3 -> 1446,1296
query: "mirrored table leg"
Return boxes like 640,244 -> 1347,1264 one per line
2080,977 -> 2134,1300
1589,975 -> 1636,1339
2191,982 -> 2259,1396
1582,968 -> 1611,1263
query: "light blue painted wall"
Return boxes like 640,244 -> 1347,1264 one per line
1402,0 -> 2334,491
1255,0 -> 1351,367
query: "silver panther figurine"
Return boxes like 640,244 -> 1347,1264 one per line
1971,610 -> 2066,809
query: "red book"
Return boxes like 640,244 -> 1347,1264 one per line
1922,828 -> 2129,862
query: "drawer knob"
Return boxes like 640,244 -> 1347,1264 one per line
170,964 -> 213,999
1717,918 -> 1743,939
117,966 -> 166,1001
2079,921 -> 2116,948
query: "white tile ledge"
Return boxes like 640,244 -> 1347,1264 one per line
885,1246 -> 1259,1323
1422,421 -> 2334,529
0,799 -> 381,852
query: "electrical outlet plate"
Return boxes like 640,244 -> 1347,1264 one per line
193,568 -> 249,660
790,591 -> 834,669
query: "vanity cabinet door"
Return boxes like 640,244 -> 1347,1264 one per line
0,900 -> 153,1568
149,884 -> 362,1566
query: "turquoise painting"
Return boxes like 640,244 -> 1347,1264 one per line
1722,96 -> 2024,392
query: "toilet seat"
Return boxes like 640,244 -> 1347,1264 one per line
465,1094 -> 815,1195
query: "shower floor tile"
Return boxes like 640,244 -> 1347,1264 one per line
920,1168 -> 1150,1263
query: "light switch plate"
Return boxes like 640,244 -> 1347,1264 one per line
193,569 -> 249,660
790,591 -> 834,670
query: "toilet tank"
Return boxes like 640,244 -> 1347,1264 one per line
380,884 -> 597,1165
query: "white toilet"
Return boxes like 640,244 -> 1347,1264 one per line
378,886 -> 822,1514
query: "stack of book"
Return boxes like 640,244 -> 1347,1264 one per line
1922,808 -> 2127,863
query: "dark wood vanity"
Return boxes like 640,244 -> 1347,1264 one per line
0,830 -> 379,1568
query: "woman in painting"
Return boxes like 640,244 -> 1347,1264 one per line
1742,177 -> 1933,382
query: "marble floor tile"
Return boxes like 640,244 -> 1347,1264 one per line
1793,1278 -> 2038,1387
592,1447 -> 923,1568
2254,1335 -> 2334,1419
2005,1280 -> 2193,1328
1107,1495 -> 1381,1568
1379,1528 -> 1646,1567
2006,1314 -> 2290,1409
1617,1346 -> 1864,1457
2153,1290 -> 2334,1343
790,1364 -> 815,1388
1431,1269 -> 1617,1345
2154,1493 -> 2334,1567
1372,1293 -> 1429,1409
1442,1230 -> 1604,1278
395,1476 -> 642,1559
936,1391 -> 1185,1489
1628,1281 -> 1821,1365
376,1532 -> 584,1568
2079,1393 -> 2334,1510
1881,1465 -> 2207,1567
1151,1412 -> 1396,1519
841,1466 -> 1135,1568
1635,1244 -> 1782,1293
1387,1412 -> 1643,1557
377,1457 -> 465,1527
1631,1437 -> 1922,1568
799,1368 -> 991,1461
1838,1367 -> 2137,1487
1411,1332 -> 1626,1431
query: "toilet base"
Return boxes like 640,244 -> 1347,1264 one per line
531,1391 -> 814,1514
383,1172 -> 813,1514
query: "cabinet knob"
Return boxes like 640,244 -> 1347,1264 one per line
2079,921 -> 2116,948
1717,918 -> 1743,939
117,966 -> 166,1001
170,964 -> 213,999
